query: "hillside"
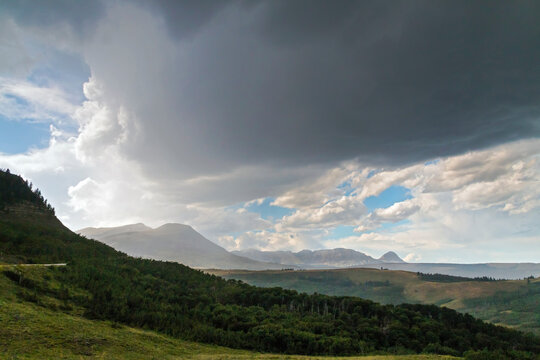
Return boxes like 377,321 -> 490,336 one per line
1,169 -> 539,359
0,266 -> 459,360
210,268 -> 540,335
78,223 -> 286,270
357,263 -> 540,280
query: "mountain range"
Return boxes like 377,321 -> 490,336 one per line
78,223 -> 406,270
76,222 -> 540,279
78,223 -> 540,279
77,223 -> 286,270
232,248 -> 405,268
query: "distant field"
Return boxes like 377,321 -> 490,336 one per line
210,268 -> 540,335
0,266 -> 460,360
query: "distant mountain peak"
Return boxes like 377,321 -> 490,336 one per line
121,223 -> 151,231
155,223 -> 194,231
77,222 -> 286,270
379,251 -> 405,263
234,247 -> 381,268
77,223 -> 151,239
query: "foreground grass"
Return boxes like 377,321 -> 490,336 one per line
0,300 -> 459,360
0,267 -> 458,360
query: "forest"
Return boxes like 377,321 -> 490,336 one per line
417,273 -> 499,283
1,169 -> 539,359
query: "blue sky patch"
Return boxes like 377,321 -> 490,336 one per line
0,117 -> 50,154
5,93 -> 30,107
325,225 -> 356,239
24,37 -> 90,103
424,159 -> 440,166
363,185 -> 412,211
337,180 -> 355,196
245,198 -> 294,220
366,169 -> 378,178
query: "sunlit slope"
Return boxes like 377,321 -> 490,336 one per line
211,268 -> 540,334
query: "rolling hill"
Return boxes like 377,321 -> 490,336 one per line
357,262 -> 540,280
210,268 -> 540,335
78,223 -> 287,270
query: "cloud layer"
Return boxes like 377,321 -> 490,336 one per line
0,0 -> 539,262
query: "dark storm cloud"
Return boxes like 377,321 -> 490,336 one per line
5,0 -> 540,174
127,0 -> 540,171
134,0 -> 229,40
0,0 -> 104,35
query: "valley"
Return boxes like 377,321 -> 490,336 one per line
211,268 -> 540,335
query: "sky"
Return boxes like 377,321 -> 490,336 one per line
0,0 -> 539,263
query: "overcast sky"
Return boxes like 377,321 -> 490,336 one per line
1,0 -> 539,262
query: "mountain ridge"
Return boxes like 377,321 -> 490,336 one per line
232,248 -> 406,268
77,223 -> 288,270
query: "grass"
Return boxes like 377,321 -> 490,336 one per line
209,268 -> 540,335
0,266 -> 459,360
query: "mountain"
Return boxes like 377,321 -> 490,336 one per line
231,249 -> 302,265
378,251 -> 405,263
2,168 -> 539,358
232,248 -> 404,268
78,223 -> 151,238
78,223 -> 286,270
295,248 -> 381,267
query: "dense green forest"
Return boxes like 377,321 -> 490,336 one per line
213,267 -> 540,336
417,273 -> 499,283
0,169 -> 55,214
1,169 -> 539,359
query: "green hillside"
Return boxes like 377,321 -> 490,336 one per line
0,266 -> 459,360
210,268 -> 540,335
1,169 -> 539,359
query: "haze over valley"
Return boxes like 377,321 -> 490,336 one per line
79,222 -> 540,279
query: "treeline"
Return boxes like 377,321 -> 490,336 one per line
1,169 -> 539,358
0,169 -> 55,214
418,272 -> 499,283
